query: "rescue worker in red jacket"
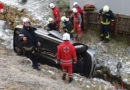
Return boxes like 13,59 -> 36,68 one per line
49,3 -> 60,32
57,33 -> 77,83
70,8 -> 82,41
73,2 -> 85,14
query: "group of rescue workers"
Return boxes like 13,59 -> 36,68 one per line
0,2 -> 115,83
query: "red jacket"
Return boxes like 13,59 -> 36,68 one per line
71,12 -> 81,26
52,7 -> 60,23
73,6 -> 84,14
0,3 -> 3,9
57,41 -> 77,66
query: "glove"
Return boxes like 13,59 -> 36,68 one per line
97,16 -> 100,20
111,22 -> 114,27
23,39 -> 27,44
23,37 -> 27,44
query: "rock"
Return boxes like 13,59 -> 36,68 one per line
126,47 -> 130,57
0,14 -> 5,20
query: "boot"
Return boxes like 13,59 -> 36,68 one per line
68,78 -> 73,83
103,39 -> 109,43
62,75 -> 66,80
100,37 -> 104,41
33,65 -> 41,71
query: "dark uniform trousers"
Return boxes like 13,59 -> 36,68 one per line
100,24 -> 110,40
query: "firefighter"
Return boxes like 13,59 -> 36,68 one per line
19,18 -> 41,70
98,5 -> 115,43
44,17 -> 58,31
61,16 -> 74,39
73,2 -> 85,14
49,3 -> 60,32
70,8 -> 82,41
57,33 -> 77,83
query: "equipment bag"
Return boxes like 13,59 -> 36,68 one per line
84,4 -> 95,11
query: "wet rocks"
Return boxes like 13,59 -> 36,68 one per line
0,4 -> 40,30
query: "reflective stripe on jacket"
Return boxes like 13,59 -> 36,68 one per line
99,9 -> 115,25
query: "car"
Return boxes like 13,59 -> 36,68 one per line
13,25 -> 96,78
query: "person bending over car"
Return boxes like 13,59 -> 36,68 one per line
44,17 -> 58,31
19,18 -> 41,70
61,16 -> 74,39
57,33 -> 77,83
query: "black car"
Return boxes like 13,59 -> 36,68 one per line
13,25 -> 96,78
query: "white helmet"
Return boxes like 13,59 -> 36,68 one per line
48,17 -> 54,22
49,3 -> 55,8
72,8 -> 77,13
73,2 -> 78,6
63,33 -> 70,41
61,16 -> 67,22
103,5 -> 109,12
23,18 -> 30,23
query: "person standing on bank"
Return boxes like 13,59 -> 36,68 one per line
49,3 -> 61,32
70,8 -> 82,41
19,18 -> 41,70
98,5 -> 115,43
57,33 -> 77,83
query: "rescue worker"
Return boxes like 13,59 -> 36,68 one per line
44,17 -> 58,31
61,16 -> 74,39
73,2 -> 85,31
98,5 -> 115,43
49,3 -> 60,32
57,33 -> 77,83
70,8 -> 82,41
19,18 -> 41,70
73,2 -> 85,14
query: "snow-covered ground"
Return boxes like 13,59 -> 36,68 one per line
0,0 -> 129,89
0,0 -> 50,26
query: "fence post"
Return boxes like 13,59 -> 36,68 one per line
114,14 -> 119,38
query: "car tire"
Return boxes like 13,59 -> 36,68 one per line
73,43 -> 88,53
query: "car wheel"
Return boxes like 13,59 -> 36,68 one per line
73,43 -> 88,53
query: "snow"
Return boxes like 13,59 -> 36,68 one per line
0,0 -> 50,27
0,20 -> 13,49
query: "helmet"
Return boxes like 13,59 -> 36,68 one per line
61,16 -> 67,22
72,8 -> 77,13
73,2 -> 78,6
103,5 -> 109,12
23,18 -> 30,23
49,3 -> 55,8
63,33 -> 70,41
48,17 -> 54,22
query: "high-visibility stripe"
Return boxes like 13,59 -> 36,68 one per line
19,34 -> 24,36
101,16 -> 110,25
23,47 -> 33,51
100,34 -> 104,37
106,35 -> 110,39
60,62 -> 72,64
60,59 -> 72,62
65,29 -> 74,33
101,21 -> 110,25
74,18 -> 79,22
111,19 -> 114,21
